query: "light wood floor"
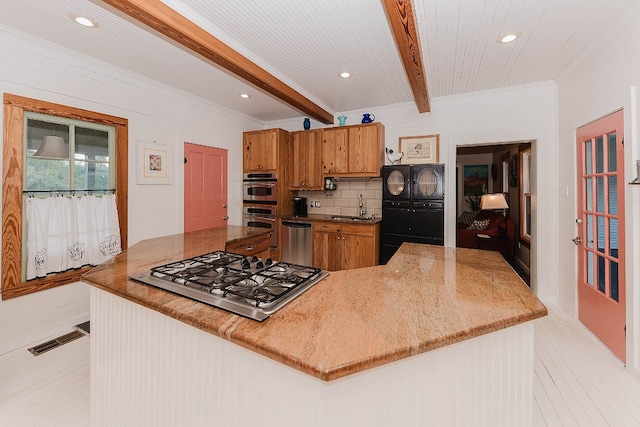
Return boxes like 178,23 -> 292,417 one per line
533,304 -> 640,426
0,334 -> 89,427
1,304 -> 639,426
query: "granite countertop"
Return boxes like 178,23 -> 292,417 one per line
281,213 -> 382,224
82,225 -> 547,381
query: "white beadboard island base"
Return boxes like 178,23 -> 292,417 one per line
91,288 -> 534,427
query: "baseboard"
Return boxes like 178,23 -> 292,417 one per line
632,367 -> 640,387
512,256 -> 530,275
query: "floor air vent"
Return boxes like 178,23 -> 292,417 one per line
74,320 -> 90,335
27,330 -> 85,356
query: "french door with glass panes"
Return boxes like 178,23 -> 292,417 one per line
575,109 -> 625,362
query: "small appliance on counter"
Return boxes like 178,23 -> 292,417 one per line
293,197 -> 308,217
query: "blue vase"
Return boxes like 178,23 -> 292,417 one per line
303,118 -> 311,130
361,113 -> 375,124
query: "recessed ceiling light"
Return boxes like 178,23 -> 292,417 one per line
70,14 -> 99,28
240,93 -> 250,99
339,71 -> 351,79
498,32 -> 520,44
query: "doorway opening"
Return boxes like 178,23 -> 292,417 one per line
455,141 -> 534,286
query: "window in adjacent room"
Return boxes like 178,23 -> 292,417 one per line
520,148 -> 532,243
501,156 -> 509,192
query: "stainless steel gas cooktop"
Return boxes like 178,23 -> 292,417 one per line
129,250 -> 328,321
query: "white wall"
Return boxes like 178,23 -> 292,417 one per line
0,26 -> 259,353
556,2 -> 640,377
269,82 -> 559,301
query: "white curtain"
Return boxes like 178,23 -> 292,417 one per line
25,194 -> 121,280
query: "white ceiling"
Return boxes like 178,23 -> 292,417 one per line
0,0 -> 635,123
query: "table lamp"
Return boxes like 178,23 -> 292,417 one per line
481,193 -> 509,238
480,193 -> 509,216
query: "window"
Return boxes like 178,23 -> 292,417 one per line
520,148 -> 532,243
501,155 -> 509,193
25,113 -> 115,192
2,94 -> 128,300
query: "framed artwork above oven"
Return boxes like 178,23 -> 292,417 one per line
399,134 -> 439,164
136,141 -> 173,185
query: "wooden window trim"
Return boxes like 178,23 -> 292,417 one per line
499,152 -> 510,193
519,145 -> 531,247
2,94 -> 128,300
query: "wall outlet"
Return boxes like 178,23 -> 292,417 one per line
312,200 -> 320,208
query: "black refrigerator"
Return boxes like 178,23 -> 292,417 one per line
380,164 -> 445,264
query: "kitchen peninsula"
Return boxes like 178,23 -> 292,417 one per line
83,225 -> 546,427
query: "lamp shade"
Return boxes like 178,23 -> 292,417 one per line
480,193 -> 508,210
34,136 -> 68,158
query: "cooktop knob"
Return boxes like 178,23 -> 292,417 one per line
256,261 -> 264,269
241,258 -> 251,269
251,256 -> 259,262
265,258 -> 273,266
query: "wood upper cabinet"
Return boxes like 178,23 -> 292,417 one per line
321,122 -> 384,178
347,123 -> 384,176
243,129 -> 278,171
321,127 -> 349,175
289,130 -> 323,190
312,222 -> 380,271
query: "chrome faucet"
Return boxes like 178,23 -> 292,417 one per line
359,194 -> 366,217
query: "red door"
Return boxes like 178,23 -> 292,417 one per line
184,143 -> 228,233
576,110 -> 625,362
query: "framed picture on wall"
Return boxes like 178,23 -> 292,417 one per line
399,134 -> 439,164
463,164 -> 488,196
136,141 -> 173,185
510,155 -> 518,187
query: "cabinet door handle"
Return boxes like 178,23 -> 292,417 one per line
246,244 -> 255,251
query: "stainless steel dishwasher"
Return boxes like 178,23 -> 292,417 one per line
281,221 -> 313,266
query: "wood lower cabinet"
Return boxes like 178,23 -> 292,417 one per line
289,130 -> 323,190
225,233 -> 271,259
313,222 -> 380,271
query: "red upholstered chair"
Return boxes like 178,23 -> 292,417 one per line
457,210 -> 515,260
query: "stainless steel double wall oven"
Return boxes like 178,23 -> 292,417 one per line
242,172 -> 278,248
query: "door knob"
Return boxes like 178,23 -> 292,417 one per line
223,216 -> 229,221
572,236 -> 582,245
222,204 -> 227,208
575,218 -> 583,224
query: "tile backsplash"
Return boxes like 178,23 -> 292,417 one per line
298,178 -> 382,218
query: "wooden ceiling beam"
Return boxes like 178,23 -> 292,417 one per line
382,0 -> 430,113
100,0 -> 334,124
